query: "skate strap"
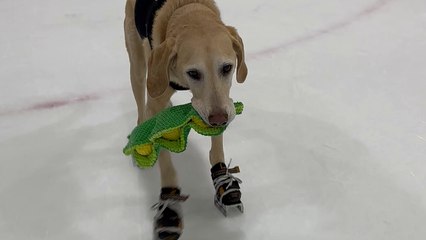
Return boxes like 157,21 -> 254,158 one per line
152,196 -> 188,221
229,166 -> 240,174
214,172 -> 243,204
212,166 -> 240,179
154,226 -> 182,235
160,194 -> 189,201
213,171 -> 242,193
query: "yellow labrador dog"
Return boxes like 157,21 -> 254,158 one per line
124,0 -> 247,238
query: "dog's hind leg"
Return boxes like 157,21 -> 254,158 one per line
124,0 -> 148,124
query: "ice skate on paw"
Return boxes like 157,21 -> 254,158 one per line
152,188 -> 189,240
211,161 -> 244,217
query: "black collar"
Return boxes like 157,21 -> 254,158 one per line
169,81 -> 190,91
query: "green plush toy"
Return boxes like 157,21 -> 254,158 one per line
123,102 -> 244,169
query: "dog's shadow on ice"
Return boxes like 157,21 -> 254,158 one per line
136,138 -> 245,240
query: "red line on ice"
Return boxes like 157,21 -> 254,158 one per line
247,0 -> 393,59
0,94 -> 100,116
0,0 -> 393,117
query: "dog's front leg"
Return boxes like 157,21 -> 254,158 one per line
153,150 -> 187,239
145,89 -> 188,239
210,135 -> 225,166
158,150 -> 178,188
210,135 -> 244,216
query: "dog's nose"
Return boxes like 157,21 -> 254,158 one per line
208,112 -> 228,126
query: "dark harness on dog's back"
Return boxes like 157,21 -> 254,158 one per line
135,0 -> 190,91
135,0 -> 166,47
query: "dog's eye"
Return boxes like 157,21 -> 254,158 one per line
186,70 -> 201,80
221,64 -> 233,75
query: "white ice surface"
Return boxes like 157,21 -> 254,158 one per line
1,0 -> 426,239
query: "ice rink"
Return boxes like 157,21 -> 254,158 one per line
1,0 -> 425,239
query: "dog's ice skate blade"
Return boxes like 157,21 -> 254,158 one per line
214,198 -> 244,217
211,161 -> 244,217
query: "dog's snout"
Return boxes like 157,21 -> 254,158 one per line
208,112 -> 228,126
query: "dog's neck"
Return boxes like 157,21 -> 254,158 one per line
167,3 -> 221,36
170,3 -> 218,21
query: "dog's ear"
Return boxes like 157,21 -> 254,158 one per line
147,38 -> 177,98
226,26 -> 248,83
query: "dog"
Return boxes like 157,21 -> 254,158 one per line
124,0 -> 247,238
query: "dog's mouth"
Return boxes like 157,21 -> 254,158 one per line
191,99 -> 236,127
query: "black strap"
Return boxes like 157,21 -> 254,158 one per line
134,0 -> 167,48
135,1 -> 189,92
169,81 -> 190,91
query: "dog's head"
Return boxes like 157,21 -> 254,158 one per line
147,25 -> 247,126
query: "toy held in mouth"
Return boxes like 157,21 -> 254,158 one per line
123,102 -> 244,169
